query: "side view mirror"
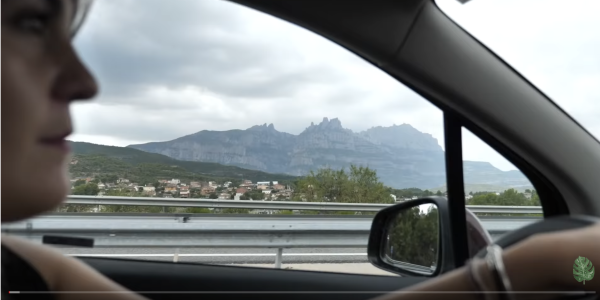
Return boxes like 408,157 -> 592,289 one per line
367,197 -> 492,277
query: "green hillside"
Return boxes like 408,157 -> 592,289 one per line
68,141 -> 297,184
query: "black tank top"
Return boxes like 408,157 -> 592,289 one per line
1,243 -> 54,300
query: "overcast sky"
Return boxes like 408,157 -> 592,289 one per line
69,0 -> 599,172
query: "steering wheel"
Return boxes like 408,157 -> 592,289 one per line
474,215 -> 599,300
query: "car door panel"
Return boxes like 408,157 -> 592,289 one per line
81,257 -> 426,300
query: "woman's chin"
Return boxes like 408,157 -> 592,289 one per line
5,181 -> 70,221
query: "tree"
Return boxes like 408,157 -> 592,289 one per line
104,189 -> 142,197
97,174 -> 119,184
246,190 -> 264,200
73,179 -> 86,187
209,193 -> 218,199
435,190 -> 443,196
469,189 -> 529,206
57,204 -> 95,213
387,206 -> 439,267
294,165 -> 392,204
72,183 -> 99,196
100,205 -> 173,213
222,208 -> 252,214
530,192 -> 541,206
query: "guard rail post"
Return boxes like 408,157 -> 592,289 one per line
275,248 -> 283,269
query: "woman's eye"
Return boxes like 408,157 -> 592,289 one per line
16,15 -> 49,34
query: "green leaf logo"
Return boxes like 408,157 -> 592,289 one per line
573,256 -> 595,285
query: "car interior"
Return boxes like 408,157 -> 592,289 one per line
43,0 -> 600,299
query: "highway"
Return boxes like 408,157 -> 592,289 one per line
56,247 -> 369,264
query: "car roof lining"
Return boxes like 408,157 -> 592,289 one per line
227,0 -> 600,216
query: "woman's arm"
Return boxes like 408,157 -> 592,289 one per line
373,223 -> 600,300
2,235 -> 149,300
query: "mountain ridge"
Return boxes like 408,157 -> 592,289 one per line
126,118 -> 529,189
69,141 -> 298,183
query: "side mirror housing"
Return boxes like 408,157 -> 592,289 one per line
367,197 -> 491,277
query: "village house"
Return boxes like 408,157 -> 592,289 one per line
190,181 -> 202,188
170,179 -> 181,185
180,190 -> 190,198
262,190 -> 272,195
158,179 -> 169,184
223,182 -> 232,188
280,191 -> 293,199
201,186 -> 216,195
97,182 -> 106,189
208,181 -> 217,188
142,186 -> 156,196
118,178 -> 130,183
143,186 -> 156,192
165,184 -> 178,193
218,193 -> 231,200
239,183 -> 253,189
273,184 -> 285,190
242,180 -> 252,185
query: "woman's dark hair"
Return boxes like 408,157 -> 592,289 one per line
70,0 -> 94,37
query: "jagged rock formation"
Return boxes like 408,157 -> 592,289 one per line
128,118 -> 528,189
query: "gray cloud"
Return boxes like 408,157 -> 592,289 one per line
75,0 -> 344,102
70,0 -> 599,173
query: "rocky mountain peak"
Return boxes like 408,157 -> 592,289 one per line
359,123 -> 442,152
127,117 -> 529,189
248,123 -> 277,132
303,117 -> 346,133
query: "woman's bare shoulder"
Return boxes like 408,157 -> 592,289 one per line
1,234 -> 148,300
2,234 -> 67,289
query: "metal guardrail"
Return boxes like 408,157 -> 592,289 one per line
2,214 -> 538,248
2,196 -> 542,269
65,196 -> 544,214
2,214 -> 538,268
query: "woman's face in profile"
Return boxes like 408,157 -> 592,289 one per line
1,0 -> 98,222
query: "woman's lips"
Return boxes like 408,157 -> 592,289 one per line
39,133 -> 71,153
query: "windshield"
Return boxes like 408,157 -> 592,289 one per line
437,0 -> 600,142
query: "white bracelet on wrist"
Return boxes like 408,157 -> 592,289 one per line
485,244 -> 516,300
